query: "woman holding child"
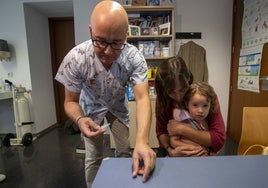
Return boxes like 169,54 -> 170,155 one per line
154,56 -> 226,157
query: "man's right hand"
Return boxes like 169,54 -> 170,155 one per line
77,117 -> 106,137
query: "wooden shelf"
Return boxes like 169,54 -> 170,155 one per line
124,5 -> 175,63
145,56 -> 172,60
127,35 -> 173,39
123,5 -> 174,11
127,35 -> 173,44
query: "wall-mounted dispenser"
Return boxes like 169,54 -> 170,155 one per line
0,39 -> 11,61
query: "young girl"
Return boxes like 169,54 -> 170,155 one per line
170,82 -> 217,152
155,56 -> 226,157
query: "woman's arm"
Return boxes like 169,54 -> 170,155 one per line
170,135 -> 203,148
159,133 -> 208,157
168,120 -> 212,147
167,98 -> 226,153
156,107 -> 208,157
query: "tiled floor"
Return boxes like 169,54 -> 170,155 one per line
0,126 -> 238,188
0,126 -> 89,188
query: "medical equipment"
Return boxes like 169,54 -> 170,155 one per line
2,85 -> 34,146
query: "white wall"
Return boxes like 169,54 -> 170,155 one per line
0,0 -> 31,88
174,0 -> 233,125
0,0 -> 67,133
0,0 -> 33,133
24,4 -> 57,133
73,0 -> 96,44
0,0 -> 233,134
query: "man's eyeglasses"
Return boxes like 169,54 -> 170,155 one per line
91,38 -> 126,50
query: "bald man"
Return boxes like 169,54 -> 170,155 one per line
55,1 -> 156,187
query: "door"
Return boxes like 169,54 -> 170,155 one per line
227,0 -> 268,143
49,18 -> 75,125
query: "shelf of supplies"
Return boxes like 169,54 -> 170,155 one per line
124,5 -> 174,11
127,35 -> 172,39
125,5 -> 175,63
145,56 -> 171,60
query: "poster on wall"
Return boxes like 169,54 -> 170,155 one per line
242,0 -> 268,48
237,44 -> 263,93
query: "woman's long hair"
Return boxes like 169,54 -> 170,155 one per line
155,56 -> 193,116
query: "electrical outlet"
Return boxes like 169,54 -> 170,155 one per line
262,146 -> 268,155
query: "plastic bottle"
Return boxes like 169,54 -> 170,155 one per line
126,80 -> 135,101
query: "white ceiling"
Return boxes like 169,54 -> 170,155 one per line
25,1 -> 73,17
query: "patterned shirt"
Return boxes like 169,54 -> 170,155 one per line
55,40 -> 148,126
